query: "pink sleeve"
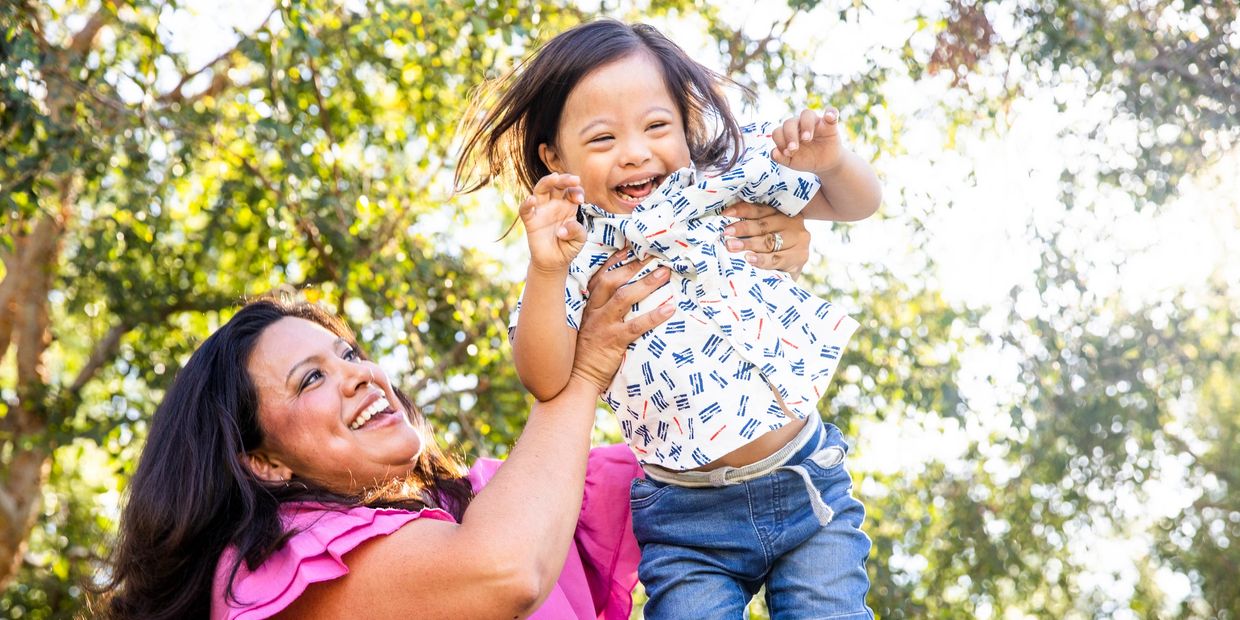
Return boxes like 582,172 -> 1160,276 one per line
211,504 -> 454,620
470,446 -> 642,620
213,447 -> 641,620
573,444 -> 644,620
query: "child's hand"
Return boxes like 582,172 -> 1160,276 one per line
521,173 -> 587,273
770,108 -> 847,175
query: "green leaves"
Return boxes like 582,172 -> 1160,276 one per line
2,0 -> 1237,617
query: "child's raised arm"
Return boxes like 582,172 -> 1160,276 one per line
512,174 -> 587,401
771,108 -> 882,222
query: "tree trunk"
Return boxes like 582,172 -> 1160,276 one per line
0,443 -> 50,592
0,206 -> 67,590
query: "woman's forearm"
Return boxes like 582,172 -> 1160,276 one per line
285,376 -> 607,619
458,375 -> 601,607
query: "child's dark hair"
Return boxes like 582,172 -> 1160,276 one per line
456,19 -> 751,194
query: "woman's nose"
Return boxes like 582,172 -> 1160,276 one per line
342,362 -> 375,395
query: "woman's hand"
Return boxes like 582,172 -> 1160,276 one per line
571,249 -> 674,392
721,202 -> 812,278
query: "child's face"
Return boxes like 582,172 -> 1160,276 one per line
539,52 -> 692,214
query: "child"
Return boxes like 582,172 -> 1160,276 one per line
457,19 -> 880,619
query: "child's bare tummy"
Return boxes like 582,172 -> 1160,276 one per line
692,413 -> 807,471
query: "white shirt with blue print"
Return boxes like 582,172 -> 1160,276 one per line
511,121 -> 859,470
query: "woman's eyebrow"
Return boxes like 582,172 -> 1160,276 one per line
284,337 -> 348,386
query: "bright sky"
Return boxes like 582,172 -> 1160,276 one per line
64,0 -> 1240,614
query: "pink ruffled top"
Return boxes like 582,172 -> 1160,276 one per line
211,444 -> 642,620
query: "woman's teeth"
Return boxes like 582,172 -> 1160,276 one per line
350,397 -> 392,430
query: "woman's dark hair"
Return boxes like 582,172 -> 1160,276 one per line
455,18 -> 752,195
98,298 -> 473,619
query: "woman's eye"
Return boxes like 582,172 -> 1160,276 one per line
300,369 -> 323,391
648,122 -> 668,130
342,347 -> 358,361
589,135 -> 613,144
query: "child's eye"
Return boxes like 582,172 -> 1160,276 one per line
589,135 -> 614,144
648,122 -> 668,130
342,346 -> 358,361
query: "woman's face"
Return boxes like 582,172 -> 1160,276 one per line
246,317 -> 423,494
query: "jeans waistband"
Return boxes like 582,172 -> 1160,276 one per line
642,415 -> 826,488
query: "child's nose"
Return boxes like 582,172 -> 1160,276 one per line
619,137 -> 652,166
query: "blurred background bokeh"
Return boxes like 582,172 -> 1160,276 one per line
1,0 -> 1237,617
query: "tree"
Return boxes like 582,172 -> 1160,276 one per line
0,0 -> 590,596
2,0 -> 1237,617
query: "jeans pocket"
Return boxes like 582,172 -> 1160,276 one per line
629,477 -> 675,509
801,447 -> 854,504
802,445 -> 846,474
813,445 -> 846,469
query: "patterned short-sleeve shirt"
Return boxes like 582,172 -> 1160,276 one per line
511,122 -> 859,470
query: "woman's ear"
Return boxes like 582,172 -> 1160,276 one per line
243,450 -> 293,483
539,143 -> 564,173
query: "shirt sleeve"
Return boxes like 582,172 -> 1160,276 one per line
211,505 -> 455,620
734,121 -> 822,217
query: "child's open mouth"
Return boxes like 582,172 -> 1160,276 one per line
614,176 -> 662,202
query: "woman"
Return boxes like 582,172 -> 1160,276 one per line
99,209 -> 812,619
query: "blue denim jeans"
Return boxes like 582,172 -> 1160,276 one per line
630,417 -> 873,619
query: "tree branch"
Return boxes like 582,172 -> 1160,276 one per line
158,47 -> 235,104
0,240 -> 24,359
68,321 -> 130,394
305,56 -> 349,228
14,213 -> 62,386
57,293 -> 240,412
17,0 -> 53,56
157,6 -> 277,104
409,338 -> 471,396
452,408 -> 487,454
67,8 -> 108,57
234,156 -> 341,283
0,488 -> 17,527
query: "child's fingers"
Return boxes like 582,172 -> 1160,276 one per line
558,219 -> 587,244
816,107 -> 840,137
798,109 -> 818,142
518,194 -> 538,220
771,122 -> 789,149
769,126 -> 791,164
780,117 -> 801,153
531,173 -> 562,202
532,173 -> 582,202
